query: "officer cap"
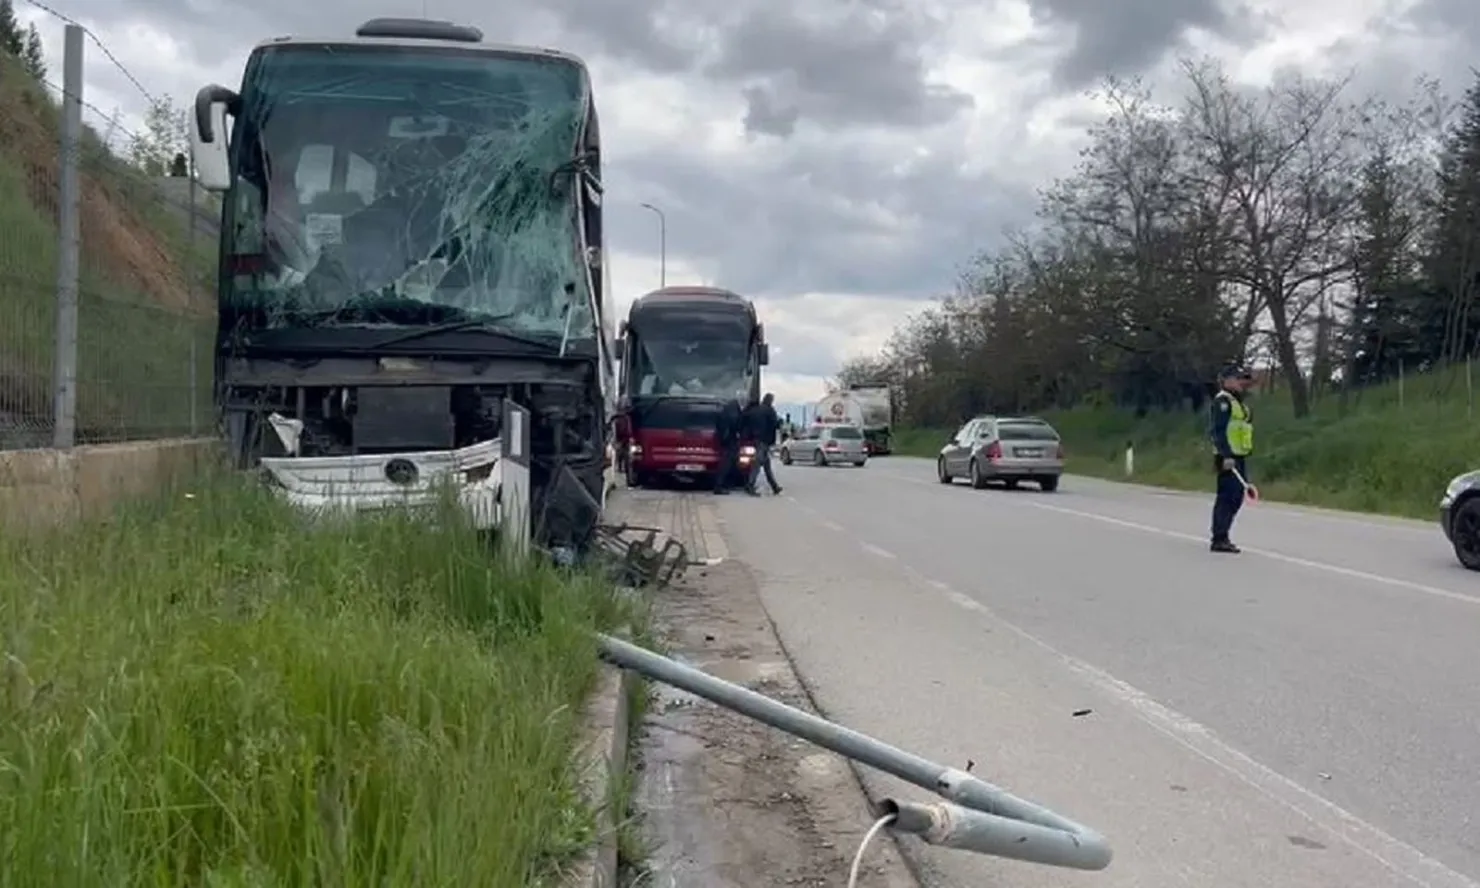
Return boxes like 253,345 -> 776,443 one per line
1219,364 -> 1253,381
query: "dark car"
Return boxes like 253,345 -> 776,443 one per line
1440,470 -> 1480,570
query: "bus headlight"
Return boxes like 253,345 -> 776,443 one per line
740,445 -> 756,457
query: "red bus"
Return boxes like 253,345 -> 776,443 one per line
614,286 -> 768,488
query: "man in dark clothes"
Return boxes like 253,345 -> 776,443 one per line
743,392 -> 783,495
713,391 -> 746,495
1209,364 -> 1255,553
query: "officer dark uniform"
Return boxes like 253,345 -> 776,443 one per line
1209,365 -> 1255,553
713,393 -> 745,495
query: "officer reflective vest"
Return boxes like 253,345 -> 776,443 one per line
1215,391 -> 1254,456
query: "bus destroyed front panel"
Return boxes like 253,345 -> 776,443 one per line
237,355 -> 605,552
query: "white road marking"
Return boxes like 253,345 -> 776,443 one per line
876,465 -> 1437,535
874,470 -> 1479,608
929,579 -> 984,613
908,570 -> 1477,888
1023,499 -> 1480,608
820,520 -> 844,532
859,542 -> 896,559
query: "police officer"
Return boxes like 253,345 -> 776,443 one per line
1209,364 -> 1255,553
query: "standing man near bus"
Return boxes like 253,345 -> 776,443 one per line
1209,364 -> 1255,554
744,392 -> 784,496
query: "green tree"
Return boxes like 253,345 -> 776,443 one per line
128,97 -> 191,176
0,0 -> 45,80
22,21 -> 44,79
0,0 -> 20,55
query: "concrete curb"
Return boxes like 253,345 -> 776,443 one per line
0,437 -> 220,531
563,663 -> 641,888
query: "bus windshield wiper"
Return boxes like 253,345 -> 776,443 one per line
362,315 -> 557,351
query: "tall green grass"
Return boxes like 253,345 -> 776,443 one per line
0,471 -> 635,887
892,365 -> 1479,519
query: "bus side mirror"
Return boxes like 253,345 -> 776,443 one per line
757,343 -> 770,366
191,84 -> 239,192
612,339 -> 624,360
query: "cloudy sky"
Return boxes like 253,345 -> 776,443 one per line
17,0 -> 1480,406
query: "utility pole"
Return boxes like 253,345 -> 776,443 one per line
639,202 -> 666,288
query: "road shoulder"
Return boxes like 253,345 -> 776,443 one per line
612,488 -> 918,887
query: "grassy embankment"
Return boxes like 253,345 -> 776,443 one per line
0,470 -> 645,887
0,52 -> 215,443
891,365 -> 1478,520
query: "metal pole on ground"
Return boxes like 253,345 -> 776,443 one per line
51,24 -> 84,449
596,633 -> 1112,871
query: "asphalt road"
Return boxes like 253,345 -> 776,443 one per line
710,456 -> 1480,888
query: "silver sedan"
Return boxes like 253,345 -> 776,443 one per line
780,425 -> 869,467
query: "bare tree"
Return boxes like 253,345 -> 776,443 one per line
1177,59 -> 1366,417
846,60 -> 1471,430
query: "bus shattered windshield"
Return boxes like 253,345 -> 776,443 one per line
220,43 -> 595,342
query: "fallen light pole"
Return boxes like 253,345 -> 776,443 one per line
597,634 -> 1112,871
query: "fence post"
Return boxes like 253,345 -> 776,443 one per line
51,24 -> 84,449
188,168 -> 199,436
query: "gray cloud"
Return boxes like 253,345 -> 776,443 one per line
607,141 -> 1034,299
64,0 -> 975,135
1416,0 -> 1480,45
766,327 -> 847,378
1023,0 -> 1261,89
704,1 -> 975,136
740,84 -> 801,138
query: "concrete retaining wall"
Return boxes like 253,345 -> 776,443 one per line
0,438 -> 220,530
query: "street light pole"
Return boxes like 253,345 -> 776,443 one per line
639,202 -> 666,288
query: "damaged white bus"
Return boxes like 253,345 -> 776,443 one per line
189,17 -> 616,554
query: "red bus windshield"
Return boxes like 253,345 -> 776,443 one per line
626,306 -> 757,400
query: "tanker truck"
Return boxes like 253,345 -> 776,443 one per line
847,383 -> 894,455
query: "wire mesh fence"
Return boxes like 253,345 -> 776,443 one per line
0,39 -> 216,450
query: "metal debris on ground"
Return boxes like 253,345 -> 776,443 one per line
589,522 -> 692,587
